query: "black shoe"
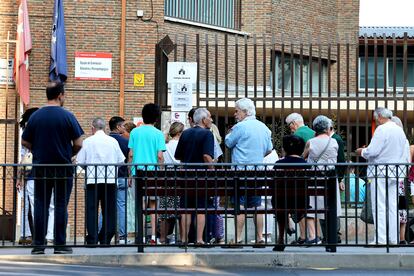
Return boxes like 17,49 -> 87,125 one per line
290,237 -> 306,245
272,244 -> 286,252
54,247 -> 73,254
31,247 -> 45,255
286,228 -> 294,236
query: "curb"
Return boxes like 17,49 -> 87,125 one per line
1,253 -> 414,269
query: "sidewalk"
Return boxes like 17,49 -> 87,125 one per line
1,246 -> 414,269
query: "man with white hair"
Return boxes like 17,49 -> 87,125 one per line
175,107 -> 215,245
356,107 -> 407,244
285,113 -> 315,143
225,98 -> 273,246
77,117 -> 125,245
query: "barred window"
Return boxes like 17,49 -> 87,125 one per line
164,0 -> 241,30
270,53 -> 328,95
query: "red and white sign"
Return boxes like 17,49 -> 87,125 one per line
75,52 -> 112,80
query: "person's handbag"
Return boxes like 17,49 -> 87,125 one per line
359,180 -> 374,224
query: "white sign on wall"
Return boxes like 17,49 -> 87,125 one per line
170,111 -> 187,124
0,59 -> 14,85
171,83 -> 193,112
75,52 -> 112,80
167,62 -> 197,83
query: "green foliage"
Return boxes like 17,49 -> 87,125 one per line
266,119 -> 289,155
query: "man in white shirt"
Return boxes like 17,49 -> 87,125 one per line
356,107 -> 407,244
77,117 -> 125,245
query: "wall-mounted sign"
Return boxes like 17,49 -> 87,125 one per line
171,83 -> 193,112
134,73 -> 144,87
167,62 -> 197,83
75,52 -> 112,80
0,59 -> 14,85
133,117 -> 143,127
170,111 -> 186,124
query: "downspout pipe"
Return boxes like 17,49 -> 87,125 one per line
119,0 -> 126,117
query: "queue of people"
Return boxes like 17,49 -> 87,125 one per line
18,81 -> 414,254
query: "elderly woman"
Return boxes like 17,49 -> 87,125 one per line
303,115 -> 339,245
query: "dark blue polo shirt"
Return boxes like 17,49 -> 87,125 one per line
175,126 -> 214,165
22,106 -> 84,165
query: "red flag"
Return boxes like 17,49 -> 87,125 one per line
14,0 -> 32,105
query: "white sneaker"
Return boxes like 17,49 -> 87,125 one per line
119,237 -> 133,244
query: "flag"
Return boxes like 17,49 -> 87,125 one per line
50,0 -> 67,82
13,0 -> 32,105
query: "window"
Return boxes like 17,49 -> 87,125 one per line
388,57 -> 414,89
271,54 -> 328,95
359,57 -> 414,91
164,0 -> 240,30
359,57 -> 385,90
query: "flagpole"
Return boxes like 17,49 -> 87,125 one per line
4,31 -> 11,164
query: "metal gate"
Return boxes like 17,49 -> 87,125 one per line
155,33 -> 414,162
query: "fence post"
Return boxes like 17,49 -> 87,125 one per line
135,174 -> 144,252
326,175 -> 337,252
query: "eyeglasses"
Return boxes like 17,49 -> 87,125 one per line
287,121 -> 295,127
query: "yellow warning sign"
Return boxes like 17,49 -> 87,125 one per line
134,73 -> 144,87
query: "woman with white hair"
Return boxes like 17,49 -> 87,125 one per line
303,115 -> 339,245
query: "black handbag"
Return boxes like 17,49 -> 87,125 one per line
359,181 -> 374,224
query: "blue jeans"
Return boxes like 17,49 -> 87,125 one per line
117,178 -> 127,238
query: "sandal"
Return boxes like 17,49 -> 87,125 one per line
253,239 -> 266,248
224,239 -> 243,248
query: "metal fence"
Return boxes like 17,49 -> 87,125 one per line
1,163 -> 413,253
155,34 -> 414,161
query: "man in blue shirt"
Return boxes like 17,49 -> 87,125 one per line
108,116 -> 129,243
128,103 -> 166,245
225,98 -> 272,246
22,81 -> 84,255
175,108 -> 214,245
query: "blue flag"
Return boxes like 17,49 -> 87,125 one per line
50,0 -> 67,82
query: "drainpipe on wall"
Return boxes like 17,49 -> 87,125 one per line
119,0 -> 126,117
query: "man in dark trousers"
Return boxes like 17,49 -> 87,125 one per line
22,81 -> 84,254
175,107 -> 214,245
77,118 -> 125,246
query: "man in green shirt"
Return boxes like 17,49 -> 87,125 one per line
285,113 -> 315,143
285,112 -> 315,245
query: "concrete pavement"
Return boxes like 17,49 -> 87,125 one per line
1,246 -> 414,269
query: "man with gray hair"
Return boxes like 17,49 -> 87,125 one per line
225,98 -> 273,246
356,107 -> 407,244
175,107 -> 215,245
285,112 -> 315,143
77,117 -> 125,245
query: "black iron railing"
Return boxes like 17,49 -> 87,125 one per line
0,163 -> 412,253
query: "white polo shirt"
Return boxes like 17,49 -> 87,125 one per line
77,130 -> 125,184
